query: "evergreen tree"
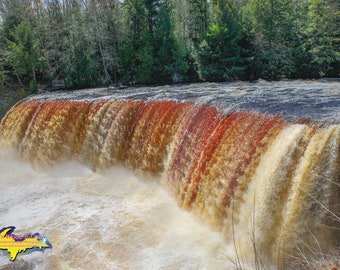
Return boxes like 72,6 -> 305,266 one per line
172,0 -> 199,82
188,0 -> 209,42
198,0 -> 249,81
5,20 -> 44,90
0,17 -> 8,85
118,0 -> 153,84
0,0 -> 31,40
61,0 -> 100,88
241,0 -> 300,79
295,0 -> 339,78
153,1 -> 187,83
87,0 -> 122,85
0,0 -> 338,87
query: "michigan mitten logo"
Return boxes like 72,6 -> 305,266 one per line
0,226 -> 52,261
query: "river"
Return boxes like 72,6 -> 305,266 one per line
0,80 -> 339,270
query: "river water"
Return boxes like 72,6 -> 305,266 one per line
0,80 -> 339,270
0,157 -> 232,269
30,79 -> 340,124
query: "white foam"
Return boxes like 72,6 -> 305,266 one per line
0,154 -> 234,269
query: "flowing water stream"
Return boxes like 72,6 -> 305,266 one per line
0,80 -> 339,269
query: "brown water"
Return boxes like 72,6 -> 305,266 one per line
0,81 -> 339,269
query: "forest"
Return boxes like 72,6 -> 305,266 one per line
0,0 -> 339,91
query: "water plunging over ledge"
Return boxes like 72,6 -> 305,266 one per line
0,80 -> 339,269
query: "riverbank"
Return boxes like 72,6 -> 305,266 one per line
0,86 -> 30,119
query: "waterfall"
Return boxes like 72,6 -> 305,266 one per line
0,98 -> 339,268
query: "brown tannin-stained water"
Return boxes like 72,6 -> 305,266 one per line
0,80 -> 339,269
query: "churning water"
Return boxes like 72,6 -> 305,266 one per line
0,156 -> 231,269
0,80 -> 339,269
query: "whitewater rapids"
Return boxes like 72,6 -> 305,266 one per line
0,80 -> 339,269
0,152 -> 236,269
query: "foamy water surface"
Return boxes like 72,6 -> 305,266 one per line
1,80 -> 339,269
0,151 -> 234,269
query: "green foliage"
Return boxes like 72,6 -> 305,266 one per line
0,0 -> 338,87
241,0 -> 298,79
173,38 -> 192,82
0,67 -> 9,86
188,0 -> 209,41
64,49 -> 100,89
118,42 -> 136,84
153,1 -> 177,83
136,34 -> 154,84
240,0 -> 339,79
5,21 -> 44,88
57,1 -> 101,89
198,25 -> 228,81
29,80 -> 37,92
296,0 -> 339,78
118,0 -> 153,84
0,54 -> 9,86
197,1 -> 249,81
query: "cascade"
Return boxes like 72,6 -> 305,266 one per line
0,95 -> 339,268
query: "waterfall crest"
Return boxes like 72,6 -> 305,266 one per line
0,99 -> 339,267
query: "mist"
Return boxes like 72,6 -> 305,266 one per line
0,151 -> 234,269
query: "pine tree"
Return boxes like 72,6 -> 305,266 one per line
87,0 -> 122,85
188,0 -> 208,41
172,0 -> 199,82
118,0 -> 154,84
198,0 -> 250,81
296,0 -> 339,77
5,20 -> 44,91
60,0 -> 100,88
241,0 -> 302,79
153,1 -> 180,83
0,0 -> 338,86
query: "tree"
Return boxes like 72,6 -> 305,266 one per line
0,17 -> 8,85
59,0 -> 100,88
5,20 -> 44,90
153,0 -> 186,83
0,0 -> 31,39
295,0 -> 339,78
172,0 -> 199,82
188,0 -> 208,42
197,0 -> 250,81
0,0 -> 338,87
85,0 -> 122,85
118,0 -> 154,84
